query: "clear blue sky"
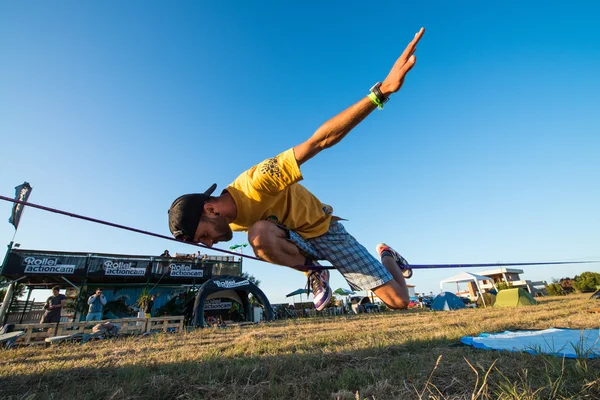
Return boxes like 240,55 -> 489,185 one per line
1,1 -> 599,304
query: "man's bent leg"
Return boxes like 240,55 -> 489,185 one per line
373,279 -> 409,309
247,220 -> 306,266
248,220 -> 332,311
372,254 -> 410,309
373,255 -> 410,309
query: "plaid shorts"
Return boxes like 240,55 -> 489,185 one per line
286,221 -> 392,291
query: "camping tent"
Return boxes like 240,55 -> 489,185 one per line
439,272 -> 495,307
494,288 -> 537,307
590,289 -> 600,300
431,292 -> 466,311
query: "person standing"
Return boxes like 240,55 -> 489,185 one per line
144,294 -> 155,318
86,288 -> 106,321
40,286 -> 66,323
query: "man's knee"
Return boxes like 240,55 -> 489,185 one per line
373,281 -> 409,310
384,297 -> 409,310
247,221 -> 283,254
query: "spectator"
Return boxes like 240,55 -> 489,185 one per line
40,286 -> 66,323
86,288 -> 107,321
160,249 -> 171,257
144,294 -> 155,318
196,251 -> 202,259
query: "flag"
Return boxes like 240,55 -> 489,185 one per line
8,182 -> 32,230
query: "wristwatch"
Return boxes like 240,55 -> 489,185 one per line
370,82 -> 389,104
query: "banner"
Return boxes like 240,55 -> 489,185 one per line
151,259 -> 212,282
87,256 -> 150,281
2,251 -> 88,278
204,299 -> 233,310
8,182 -> 32,230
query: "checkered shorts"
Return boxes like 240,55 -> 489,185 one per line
286,221 -> 392,291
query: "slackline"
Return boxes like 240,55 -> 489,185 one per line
1,195 -> 597,270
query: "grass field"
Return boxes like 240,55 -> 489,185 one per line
1,294 -> 599,399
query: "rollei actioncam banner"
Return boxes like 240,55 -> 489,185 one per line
151,260 -> 212,281
87,256 -> 150,281
204,299 -> 232,310
2,251 -> 87,278
8,182 -> 32,230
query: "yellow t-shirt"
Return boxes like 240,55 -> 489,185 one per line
227,148 -> 333,239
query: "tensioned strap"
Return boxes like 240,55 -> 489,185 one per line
1,195 -> 597,270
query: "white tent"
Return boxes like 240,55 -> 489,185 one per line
440,272 -> 495,307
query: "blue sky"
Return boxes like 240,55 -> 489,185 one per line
1,1 -> 599,304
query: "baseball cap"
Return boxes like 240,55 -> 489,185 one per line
168,183 -> 217,242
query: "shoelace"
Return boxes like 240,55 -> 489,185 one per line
305,271 -> 323,295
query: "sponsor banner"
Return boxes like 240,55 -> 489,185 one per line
88,257 -> 150,279
204,299 -> 232,310
2,252 -> 87,277
169,263 -> 204,278
151,260 -> 211,281
214,279 -> 250,289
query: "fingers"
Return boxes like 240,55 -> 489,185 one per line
397,55 -> 417,78
406,55 -> 416,71
412,27 -> 425,45
400,27 -> 425,61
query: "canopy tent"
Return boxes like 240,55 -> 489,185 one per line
286,288 -> 309,305
334,288 -> 355,296
494,288 -> 537,307
440,272 -> 495,307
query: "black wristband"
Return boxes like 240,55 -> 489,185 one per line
370,82 -> 388,104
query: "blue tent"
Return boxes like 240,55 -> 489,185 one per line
431,292 -> 466,311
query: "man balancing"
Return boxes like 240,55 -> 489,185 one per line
168,27 -> 425,312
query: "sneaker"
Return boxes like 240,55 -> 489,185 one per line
376,243 -> 412,278
306,269 -> 332,311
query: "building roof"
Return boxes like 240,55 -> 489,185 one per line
478,268 -> 524,275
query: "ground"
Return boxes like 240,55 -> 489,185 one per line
1,294 -> 599,399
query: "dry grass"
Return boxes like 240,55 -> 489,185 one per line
1,294 -> 599,399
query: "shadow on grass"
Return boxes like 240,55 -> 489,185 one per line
2,333 -> 599,400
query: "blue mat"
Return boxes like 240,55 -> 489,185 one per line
461,328 -> 600,358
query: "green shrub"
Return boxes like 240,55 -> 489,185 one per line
572,272 -> 600,293
546,282 -> 565,296
496,282 -> 512,291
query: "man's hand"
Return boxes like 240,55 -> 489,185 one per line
293,26 -> 426,166
381,27 -> 425,97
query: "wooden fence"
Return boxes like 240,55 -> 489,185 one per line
6,310 -> 46,324
12,316 -> 185,345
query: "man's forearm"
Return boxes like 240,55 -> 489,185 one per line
292,28 -> 423,167
294,96 -> 376,165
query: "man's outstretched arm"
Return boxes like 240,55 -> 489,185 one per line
293,27 -> 425,166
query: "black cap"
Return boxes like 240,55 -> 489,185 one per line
168,183 -> 217,242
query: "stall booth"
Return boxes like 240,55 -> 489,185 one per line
1,247 -> 273,327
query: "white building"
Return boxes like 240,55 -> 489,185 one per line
476,268 -> 546,295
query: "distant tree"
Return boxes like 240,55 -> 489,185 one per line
240,272 -> 261,305
546,282 -> 565,296
572,272 -> 600,293
559,278 -> 575,294
240,272 -> 261,287
0,278 -> 26,301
